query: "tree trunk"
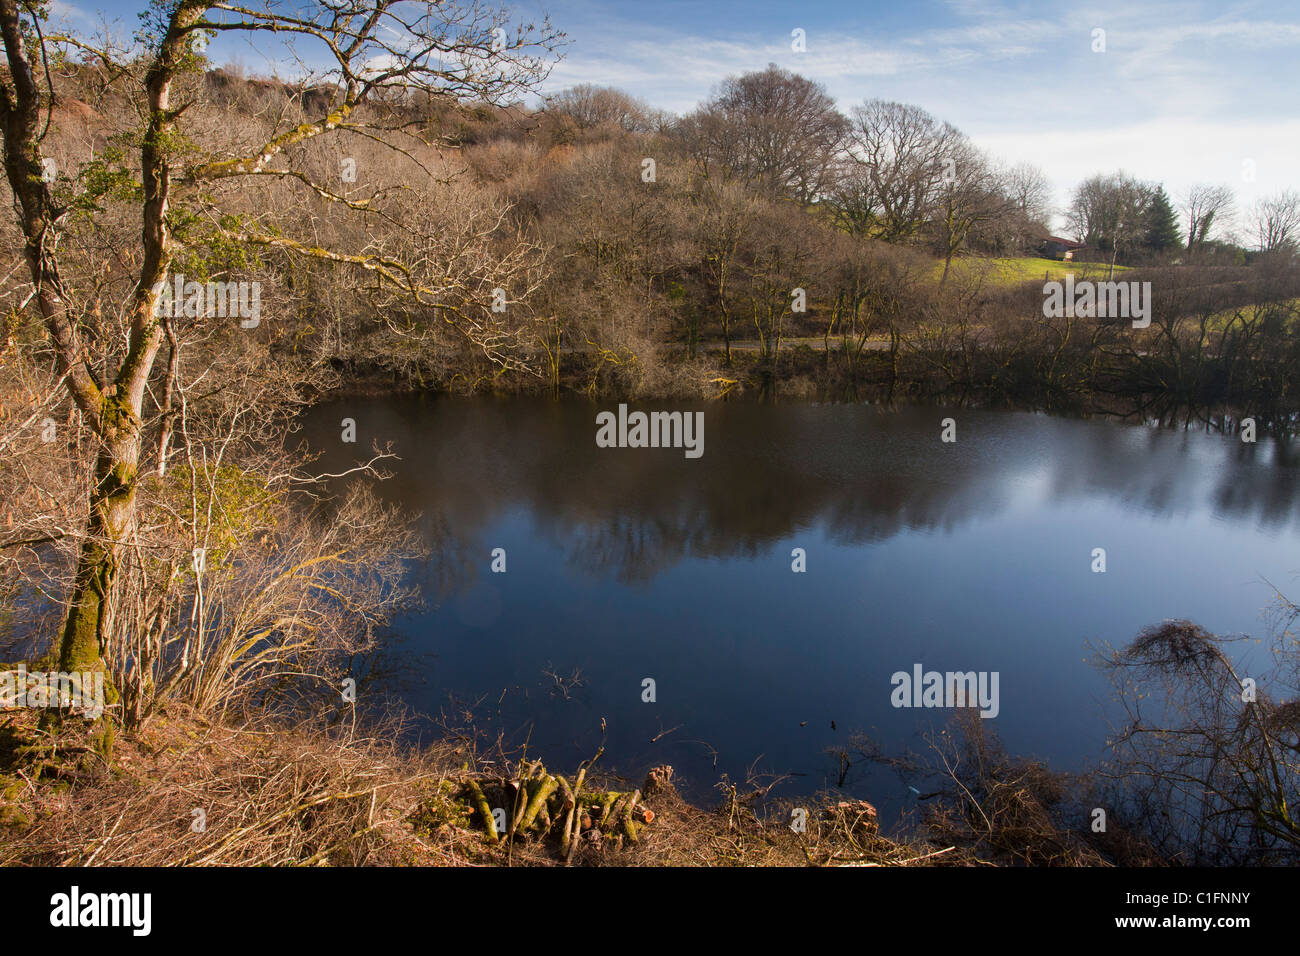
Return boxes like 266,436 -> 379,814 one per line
155,316 -> 180,476
60,400 -> 142,671
2,0 -> 192,677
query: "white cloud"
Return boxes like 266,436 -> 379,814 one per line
535,0 -> 1299,203
976,116 -> 1300,230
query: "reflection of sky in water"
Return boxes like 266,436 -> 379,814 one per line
303,398 -> 1300,819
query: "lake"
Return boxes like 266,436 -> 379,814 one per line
300,396 -> 1300,818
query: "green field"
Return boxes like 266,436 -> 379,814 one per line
936,256 -> 1132,285
1202,297 -> 1300,331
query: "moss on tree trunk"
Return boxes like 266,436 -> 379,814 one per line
58,398 -> 141,676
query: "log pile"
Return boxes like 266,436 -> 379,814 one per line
463,760 -> 657,860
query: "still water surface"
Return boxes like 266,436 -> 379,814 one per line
302,397 -> 1299,813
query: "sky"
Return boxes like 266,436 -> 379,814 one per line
48,0 -> 1300,233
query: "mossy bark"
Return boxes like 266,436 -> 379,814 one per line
619,789 -> 642,844
2,0 -> 183,683
465,780 -> 498,844
58,397 -> 141,675
519,775 -> 557,832
596,791 -> 620,829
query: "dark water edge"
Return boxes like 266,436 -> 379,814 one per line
299,394 -> 1300,823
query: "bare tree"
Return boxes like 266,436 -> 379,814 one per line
834,99 -> 961,244
737,200 -> 829,370
1250,189 -> 1300,253
545,84 -> 650,133
691,178 -> 762,365
1180,183 -> 1235,253
679,64 -> 847,204
0,0 -> 560,677
929,141 -> 1015,285
1066,172 -> 1149,277
1003,161 -> 1053,228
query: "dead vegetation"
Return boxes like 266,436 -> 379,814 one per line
843,709 -> 1163,867
0,705 -> 453,866
0,704 -> 1033,868
1096,617 -> 1300,865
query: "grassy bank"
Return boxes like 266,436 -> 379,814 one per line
0,705 -> 1128,867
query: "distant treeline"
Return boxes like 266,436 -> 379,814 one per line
10,59 -> 1300,424
175,63 -> 1300,426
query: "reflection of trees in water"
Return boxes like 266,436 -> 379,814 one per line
309,399 -> 1300,587
408,509 -> 480,604
557,513 -> 701,585
1098,612 -> 1300,864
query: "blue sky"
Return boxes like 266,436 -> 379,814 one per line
47,0 -> 1300,230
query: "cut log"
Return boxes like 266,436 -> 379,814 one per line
596,791 -> 620,829
519,774 -> 558,831
466,780 -> 498,844
565,767 -> 588,864
618,789 -> 643,844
